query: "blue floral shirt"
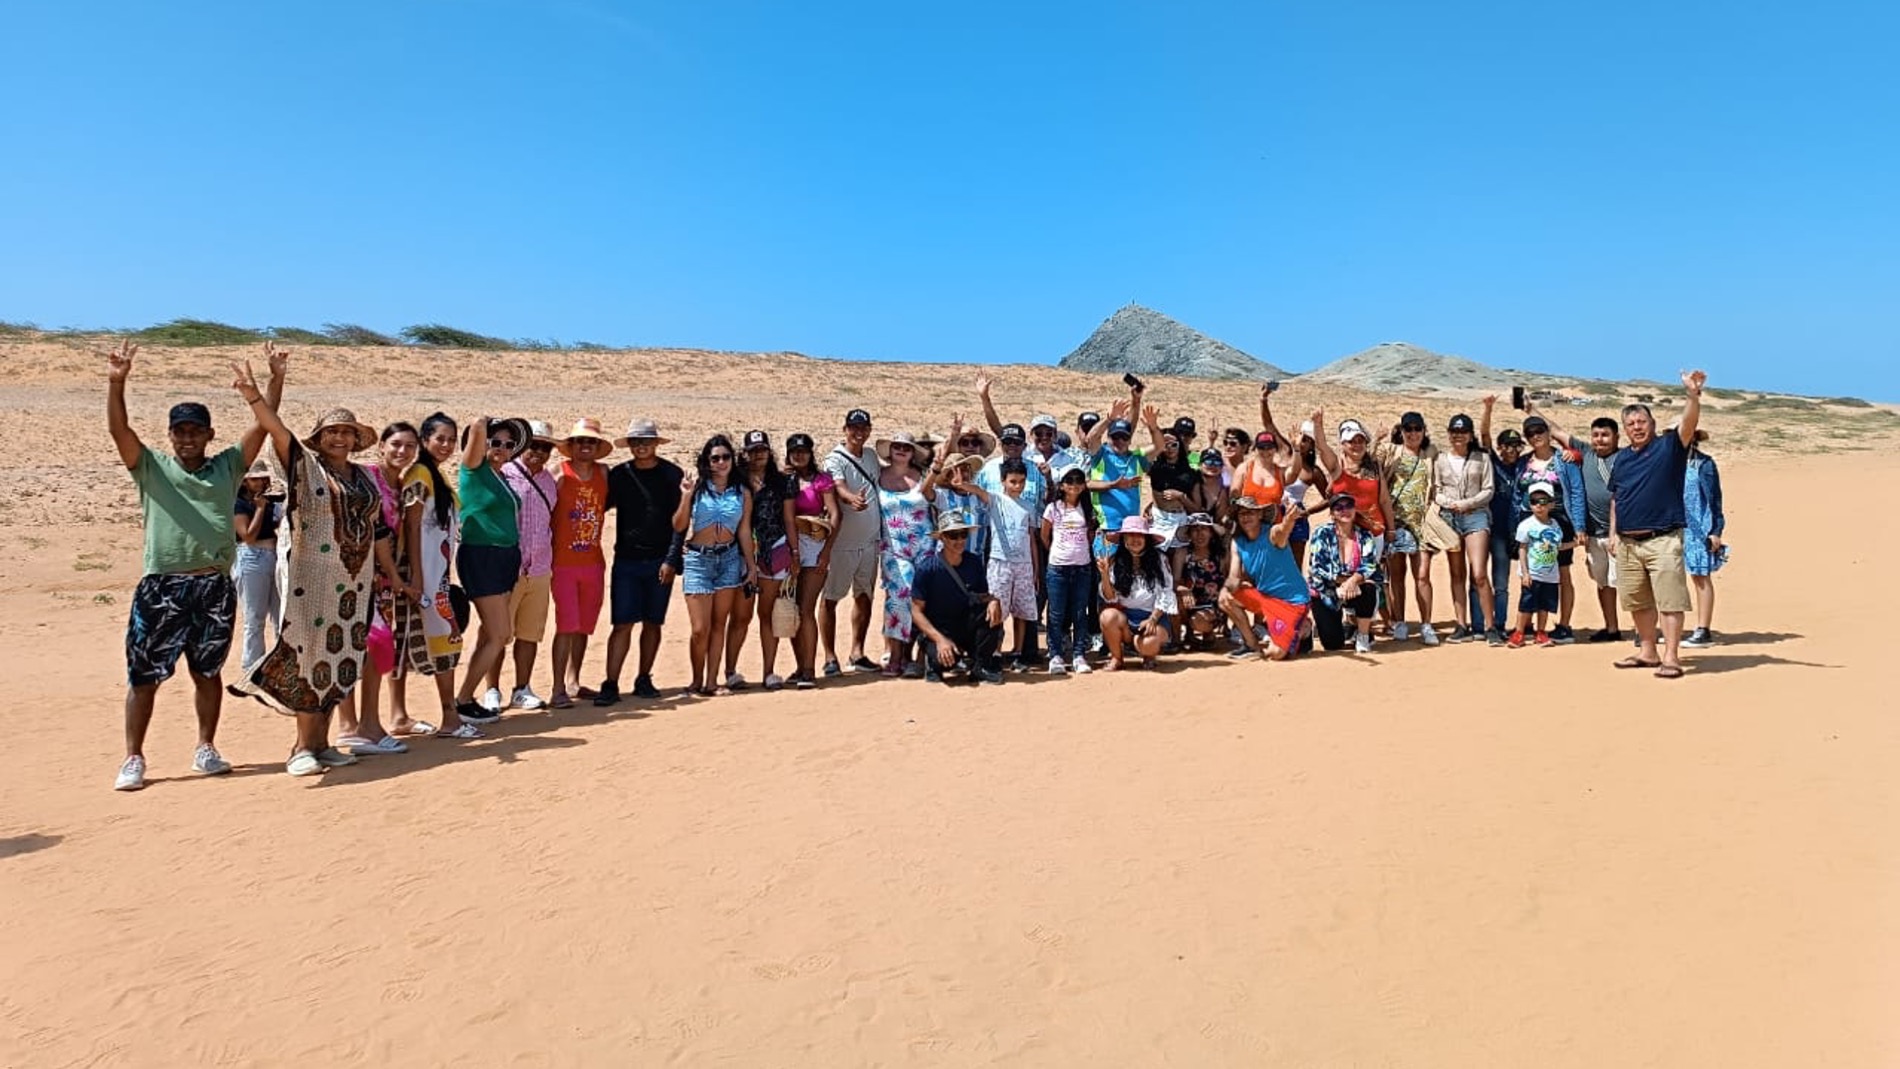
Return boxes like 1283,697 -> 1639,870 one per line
1305,521 -> 1383,605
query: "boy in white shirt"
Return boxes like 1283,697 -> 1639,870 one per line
1511,483 -> 1573,648
986,458 -> 1041,671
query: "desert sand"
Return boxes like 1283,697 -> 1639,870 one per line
0,337 -> 1893,1067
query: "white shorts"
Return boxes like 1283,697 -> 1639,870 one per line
1586,537 -> 1618,588
986,557 -> 1039,622
799,532 -> 826,569
823,544 -> 879,600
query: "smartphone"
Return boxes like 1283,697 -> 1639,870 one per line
1123,372 -> 1145,392
1265,380 -> 1280,394
1511,385 -> 1527,411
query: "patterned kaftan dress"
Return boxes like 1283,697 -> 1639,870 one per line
877,482 -> 937,641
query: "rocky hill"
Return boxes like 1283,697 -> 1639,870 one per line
1058,304 -> 1290,381
1300,342 -> 1566,394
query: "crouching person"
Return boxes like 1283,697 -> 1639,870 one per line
1219,495 -> 1312,661
911,510 -> 1004,685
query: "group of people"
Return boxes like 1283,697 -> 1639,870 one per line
106,341 -> 1728,790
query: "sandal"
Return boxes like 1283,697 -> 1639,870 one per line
1102,659 -> 1124,673
1655,664 -> 1685,679
437,723 -> 484,740
1613,656 -> 1661,670
550,692 -> 575,710
391,720 -> 438,737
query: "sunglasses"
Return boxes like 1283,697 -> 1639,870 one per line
1528,428 -> 1549,437
958,436 -> 984,445
1402,426 -> 1425,434
891,444 -> 914,453
488,437 -> 518,449
708,453 -> 733,462
1331,502 -> 1355,512
1254,442 -> 1275,451
525,441 -> 553,453
941,530 -> 969,541
1031,428 -> 1055,437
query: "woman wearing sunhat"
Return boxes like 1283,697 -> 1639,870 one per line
1171,512 -> 1229,650
1221,495 -> 1312,660
451,414 -> 534,724
1096,516 -> 1177,670
547,418 -> 613,708
229,367 -> 405,776
874,431 -> 947,677
785,433 -> 839,689
1682,429 -> 1726,648
231,456 -> 283,673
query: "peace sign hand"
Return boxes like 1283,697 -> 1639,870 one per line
105,339 -> 138,382
681,470 -> 698,494
229,360 -> 262,401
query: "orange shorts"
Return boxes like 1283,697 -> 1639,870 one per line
1232,587 -> 1309,657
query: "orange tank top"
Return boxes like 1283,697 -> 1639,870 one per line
1236,459 -> 1283,506
1330,470 -> 1385,534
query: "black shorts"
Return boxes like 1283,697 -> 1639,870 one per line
611,556 -> 672,626
1518,579 -> 1561,614
456,543 -> 522,600
126,572 -> 237,685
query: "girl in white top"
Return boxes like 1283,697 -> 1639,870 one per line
1096,516 -> 1178,671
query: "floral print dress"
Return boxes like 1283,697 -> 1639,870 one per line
877,481 -> 937,640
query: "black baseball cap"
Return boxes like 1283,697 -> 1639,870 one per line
999,423 -> 1027,443
844,408 -> 872,427
742,429 -> 770,451
1448,414 -> 1474,434
168,402 -> 212,430
1200,450 -> 1225,469
1171,416 -> 1197,439
1106,418 -> 1133,438
1076,411 -> 1102,432
1400,411 -> 1426,431
1329,492 -> 1358,510
1497,428 -> 1526,446
1522,415 -> 1550,435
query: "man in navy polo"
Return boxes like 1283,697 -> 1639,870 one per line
1607,369 -> 1706,679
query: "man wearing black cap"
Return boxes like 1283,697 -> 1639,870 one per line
104,339 -> 285,791
820,408 -> 882,674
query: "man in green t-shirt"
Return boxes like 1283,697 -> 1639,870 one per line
106,339 -> 284,791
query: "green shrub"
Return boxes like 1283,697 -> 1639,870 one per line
0,320 -> 37,335
132,318 -> 264,346
321,323 -> 398,346
265,327 -> 332,345
1733,396 -> 1819,412
400,323 -> 511,349
1823,396 -> 1874,408
1703,386 -> 1750,401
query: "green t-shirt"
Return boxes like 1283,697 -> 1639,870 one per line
131,445 -> 244,576
458,460 -> 520,548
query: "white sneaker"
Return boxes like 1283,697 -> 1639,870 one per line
1354,632 -> 1374,654
1047,655 -> 1068,676
481,687 -> 504,712
1071,655 -> 1093,675
114,755 -> 146,791
1392,621 -> 1410,641
1420,624 -> 1440,647
286,750 -> 323,777
192,743 -> 232,775
510,686 -> 546,711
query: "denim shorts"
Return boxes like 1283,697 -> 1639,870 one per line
682,542 -> 743,595
611,556 -> 670,626
1389,526 -> 1420,554
1440,508 -> 1491,537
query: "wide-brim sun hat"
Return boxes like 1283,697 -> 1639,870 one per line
557,417 -> 617,457
1231,495 -> 1271,512
912,430 -> 945,450
525,419 -> 557,447
932,509 -> 981,538
618,417 -> 670,449
1108,515 -> 1152,540
946,429 -> 997,458
794,514 -> 835,537
1183,512 -> 1218,529
874,432 -> 921,465
302,408 -> 377,452
481,417 -> 535,460
937,451 -> 983,475
243,457 -> 287,496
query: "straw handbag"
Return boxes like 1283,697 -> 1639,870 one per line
772,574 -> 800,637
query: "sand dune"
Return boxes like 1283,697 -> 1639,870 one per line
0,338 -> 1891,1066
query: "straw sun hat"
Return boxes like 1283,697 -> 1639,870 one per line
301,408 -> 376,452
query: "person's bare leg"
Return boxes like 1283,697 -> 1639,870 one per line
796,579 -> 824,678
1099,609 -> 1129,667
685,595 -> 713,691
1632,607 -> 1660,662
1466,531 -> 1494,633
820,598 -> 842,665
1411,552 -> 1434,628
1446,551 -> 1470,630
355,663 -> 390,741
1388,554 -> 1409,627
1660,611 -> 1686,669
293,710 -> 328,757
433,672 -> 463,731
189,671 -> 222,747
1558,565 -> 1575,629
603,623 -> 633,689
754,576 -> 781,678
455,595 -> 513,702
725,589 -> 753,679
387,670 -> 410,727
849,591 -> 873,663
1597,585 -> 1620,633
710,587 -> 739,688
512,639 -> 538,691
1692,575 -> 1715,631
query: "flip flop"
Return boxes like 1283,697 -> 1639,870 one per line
391,720 -> 438,737
1655,665 -> 1685,679
436,723 -> 484,740
1613,656 -> 1661,670
550,693 -> 575,710
575,686 -> 599,700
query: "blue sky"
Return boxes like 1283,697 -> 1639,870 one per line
4,0 -> 1896,398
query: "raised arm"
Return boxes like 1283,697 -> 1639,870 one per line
104,340 -> 143,469
461,415 -> 491,470
1479,395 -> 1498,452
230,361 -> 295,468
1676,369 -> 1705,446
1141,404 -> 1166,455
976,374 -> 1005,436
1258,383 -> 1286,442
1270,502 -> 1304,548
1310,409 -> 1339,480
239,342 -> 289,467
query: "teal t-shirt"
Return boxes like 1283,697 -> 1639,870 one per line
459,461 -> 520,548
132,445 -> 244,575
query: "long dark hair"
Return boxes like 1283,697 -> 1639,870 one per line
1110,536 -> 1167,596
695,434 -> 738,500
413,413 -> 457,530
785,439 -> 818,479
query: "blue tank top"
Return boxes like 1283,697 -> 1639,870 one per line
691,484 -> 744,536
1235,530 -> 1309,605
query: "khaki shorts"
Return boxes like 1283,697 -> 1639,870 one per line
1585,537 -> 1617,588
823,544 -> 879,601
1615,530 -> 1690,614
508,572 -> 553,643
